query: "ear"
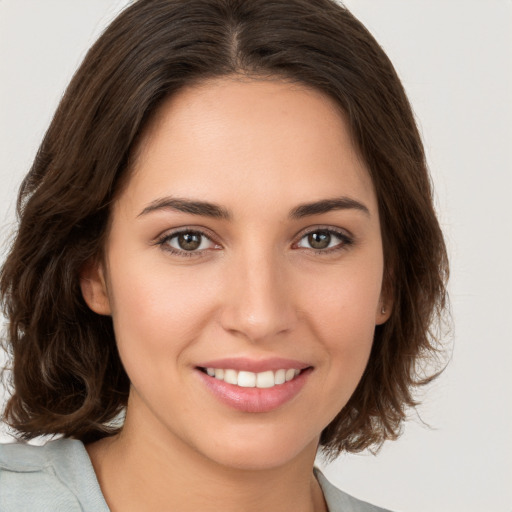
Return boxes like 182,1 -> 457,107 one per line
79,259 -> 111,315
375,298 -> 392,325
375,276 -> 393,325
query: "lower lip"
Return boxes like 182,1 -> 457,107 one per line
196,368 -> 311,413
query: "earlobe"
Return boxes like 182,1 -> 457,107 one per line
376,281 -> 393,325
376,301 -> 392,325
376,269 -> 393,325
79,259 -> 111,315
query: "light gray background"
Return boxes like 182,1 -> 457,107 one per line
1,1 -> 511,511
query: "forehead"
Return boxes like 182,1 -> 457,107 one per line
124,77 -> 376,216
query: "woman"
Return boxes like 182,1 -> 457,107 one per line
0,0 -> 448,510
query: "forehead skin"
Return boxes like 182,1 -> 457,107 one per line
126,76 -> 377,221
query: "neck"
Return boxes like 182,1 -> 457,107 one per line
86,406 -> 327,512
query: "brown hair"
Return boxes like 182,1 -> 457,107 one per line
1,0 -> 448,455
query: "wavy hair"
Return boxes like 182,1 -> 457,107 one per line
1,0 -> 449,455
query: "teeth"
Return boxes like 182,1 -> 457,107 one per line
285,369 -> 296,382
238,371 -> 256,388
205,367 -> 303,388
256,370 -> 274,388
275,369 -> 286,385
224,369 -> 238,385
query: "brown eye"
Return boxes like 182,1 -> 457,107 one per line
163,230 -> 217,253
307,231 -> 331,249
296,229 -> 352,252
177,232 -> 202,251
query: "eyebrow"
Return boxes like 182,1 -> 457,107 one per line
138,195 -> 370,220
289,197 -> 370,219
138,197 -> 231,219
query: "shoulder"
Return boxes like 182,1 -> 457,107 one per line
315,468 -> 394,512
0,437 -> 109,512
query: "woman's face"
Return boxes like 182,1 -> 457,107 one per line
82,77 -> 389,470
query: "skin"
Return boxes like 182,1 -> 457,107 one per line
81,76 -> 391,512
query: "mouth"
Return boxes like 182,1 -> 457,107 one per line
195,360 -> 313,413
198,367 -> 305,389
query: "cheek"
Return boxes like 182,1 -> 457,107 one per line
106,254 -> 220,371
300,256 -> 383,377
304,258 -> 383,334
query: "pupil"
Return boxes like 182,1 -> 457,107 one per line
178,232 -> 201,250
308,231 -> 330,249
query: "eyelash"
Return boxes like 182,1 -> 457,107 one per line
155,226 -> 354,258
294,227 -> 354,255
155,228 -> 219,258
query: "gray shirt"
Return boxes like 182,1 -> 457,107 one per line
0,438 -> 392,511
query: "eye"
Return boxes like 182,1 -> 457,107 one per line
158,230 -> 219,255
295,229 -> 352,252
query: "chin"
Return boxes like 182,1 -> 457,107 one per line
189,425 -> 320,472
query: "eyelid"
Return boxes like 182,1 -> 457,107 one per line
153,224 -> 354,257
154,226 -> 222,256
292,225 -> 354,252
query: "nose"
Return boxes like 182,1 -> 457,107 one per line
219,248 -> 298,343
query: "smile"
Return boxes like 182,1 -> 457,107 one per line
196,360 -> 312,413
202,368 -> 302,388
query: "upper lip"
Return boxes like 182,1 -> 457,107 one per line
196,357 -> 311,373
